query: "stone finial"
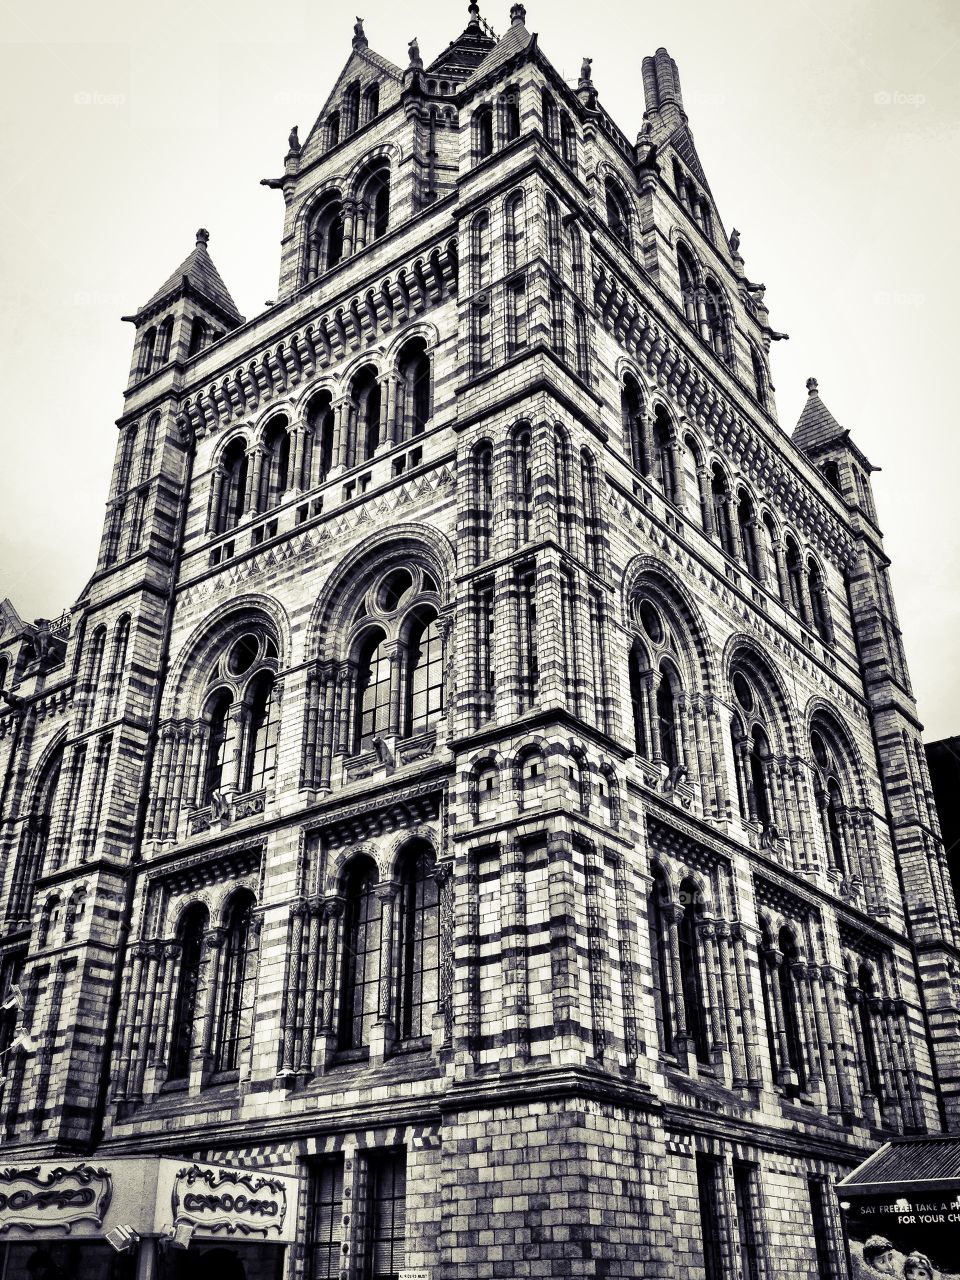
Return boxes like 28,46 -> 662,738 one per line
408,37 -> 423,68
468,0 -> 481,24
353,16 -> 367,47
510,3 -> 526,24
729,227 -> 741,255
196,228 -> 210,248
579,56 -> 593,87
806,377 -> 819,396
287,125 -> 301,156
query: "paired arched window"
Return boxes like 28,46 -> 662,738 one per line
260,416 -> 291,510
759,922 -> 807,1090
306,197 -> 345,281
605,179 -> 631,248
703,279 -> 729,362
308,390 -> 335,486
811,726 -> 850,875
347,365 -> 382,467
350,565 -> 445,753
736,490 -> 762,580
213,889 -> 258,1073
199,629 -> 280,805
397,338 -> 431,439
214,437 -> 249,533
628,596 -> 687,769
395,844 -> 440,1040
730,666 -> 775,830
338,857 -> 381,1051
168,903 -> 208,1080
621,375 -> 647,475
476,105 -> 494,159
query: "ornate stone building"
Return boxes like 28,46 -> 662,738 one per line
0,5 -> 957,1278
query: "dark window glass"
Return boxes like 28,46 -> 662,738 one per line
364,1150 -> 406,1280
696,1156 -> 724,1280
203,691 -> 232,803
243,674 -> 278,794
396,847 -> 440,1039
477,108 -> 494,158
406,613 -> 444,736
355,630 -> 391,752
214,891 -> 257,1072
338,860 -> 380,1051
307,1157 -> 345,1280
734,1162 -> 762,1280
808,1178 -> 840,1280
679,885 -> 709,1062
168,904 -> 208,1080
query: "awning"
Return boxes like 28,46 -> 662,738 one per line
837,1136 -> 960,1197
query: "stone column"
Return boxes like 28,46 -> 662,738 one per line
731,923 -> 760,1084
298,904 -> 323,1076
822,965 -> 854,1116
665,902 -> 688,1065
316,899 -> 345,1070
279,904 -> 305,1079
716,922 -> 745,1084
810,966 -> 842,1115
207,467 -> 226,533
129,944 -> 162,1099
762,947 -> 795,1087
195,927 -> 226,1085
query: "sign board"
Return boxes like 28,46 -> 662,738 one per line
399,1272 -> 431,1280
171,1164 -> 288,1237
840,1192 -> 960,1277
0,1164 -> 112,1234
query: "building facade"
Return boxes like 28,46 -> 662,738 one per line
0,4 -> 958,1277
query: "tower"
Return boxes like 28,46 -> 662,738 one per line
0,5 -> 956,1277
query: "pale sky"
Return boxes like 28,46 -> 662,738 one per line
1,0 -> 958,738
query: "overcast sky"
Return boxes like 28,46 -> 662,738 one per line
1,0 -> 957,738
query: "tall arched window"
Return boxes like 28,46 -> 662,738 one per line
139,328 -> 157,378
260,417 -> 290,510
560,112 -> 577,168
405,611 -> 444,736
777,927 -> 806,1086
168,903 -> 209,1080
139,413 -> 159,483
503,89 -> 521,142
242,673 -> 278,793
711,465 -> 735,557
855,962 -> 883,1097
363,84 -> 380,123
343,81 -> 360,135
730,666 -> 778,830
514,426 -> 533,543
648,866 -> 673,1053
541,89 -> 559,147
470,213 -> 491,295
476,105 -> 494,159
359,165 -> 390,245
605,179 -> 630,248
677,245 -> 698,326
354,628 -> 391,752
505,191 -> 526,272
398,338 -> 431,439
750,346 -> 769,409
703,279 -> 729,362
474,442 -> 493,562
811,727 -> 850,875
784,536 -> 806,619
807,561 -> 832,641
348,366 -> 382,466
307,198 -> 345,281
8,742 -> 63,923
217,438 -> 249,533
581,449 -> 602,571
678,879 -> 709,1063
214,890 -> 257,1073
395,844 -> 440,1040
202,690 -> 232,803
629,642 -> 649,758
737,491 -> 761,580
653,407 -> 678,503
545,195 -> 562,274
82,626 -> 107,728
117,426 -> 137,493
308,391 -> 336,485
338,858 -> 380,1051
621,375 -> 646,475
156,316 -> 173,364
326,110 -> 341,150
657,659 -> 681,770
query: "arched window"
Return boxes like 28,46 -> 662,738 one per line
117,426 -> 137,493
82,626 -> 107,728
810,726 -> 851,875
338,858 -> 380,1051
474,442 -> 493,562
778,927 -> 806,1086
363,84 -> 380,123
545,195 -> 562,274
397,338 -> 431,439
395,844 -> 440,1040
657,659 -> 681,770
729,666 -> 780,831
214,890 -> 257,1073
405,610 -> 444,736
348,365 -> 382,467
711,465 -> 735,557
581,449 -> 602,571
187,317 -> 207,357
354,628 -> 391,752
629,642 -> 649,757
503,89 -> 521,142
855,962 -> 883,1097
9,742 -> 63,923
653,407 -> 678,503
308,391 -> 335,485
678,879 -> 709,1063
343,81 -> 360,135
476,105 -> 494,159
605,179 -> 630,248
573,306 -> 589,381
202,689 -> 232,803
807,561 -> 832,641
475,761 -> 499,817
559,112 -> 577,168
307,198 -> 345,281
823,461 -> 842,493
217,437 -> 249,533
139,327 -> 157,378
514,426 -> 533,543
541,89 -> 559,148
242,672 -> 278,793
516,745 -> 546,806
621,375 -> 647,474
168,903 -> 208,1080
156,316 -> 173,365
326,110 -> 341,150
784,536 -> 806,619
675,243 -> 701,325
737,491 -> 761,580
358,164 -> 391,245
105,614 -> 130,720
139,413 -> 159,483
648,866 -> 673,1052
472,211 -> 491,290
260,417 -> 290,509
505,191 -> 526,272
703,279 -> 729,362
750,346 -> 769,409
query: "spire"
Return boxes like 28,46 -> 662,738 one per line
426,2 -> 497,77
135,228 -> 242,324
792,377 -> 847,453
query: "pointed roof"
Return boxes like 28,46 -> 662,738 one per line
465,6 -> 534,87
427,2 -> 497,78
140,229 -> 242,323
793,377 -> 847,453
